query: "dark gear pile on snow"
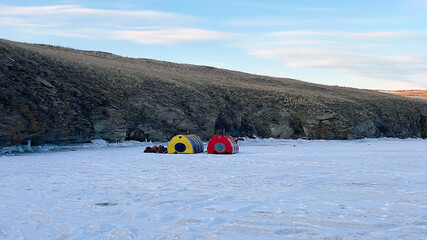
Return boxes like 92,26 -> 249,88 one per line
144,145 -> 167,153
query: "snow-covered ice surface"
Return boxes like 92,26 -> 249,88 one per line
0,138 -> 426,239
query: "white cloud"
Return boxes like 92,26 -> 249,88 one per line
251,47 -> 427,87
0,4 -> 194,31
0,17 -> 60,28
0,4 -> 187,21
344,32 -> 406,39
244,30 -> 427,89
229,18 -> 314,27
270,30 -> 425,40
0,4 -> 230,44
0,5 -> 78,15
113,29 -> 231,44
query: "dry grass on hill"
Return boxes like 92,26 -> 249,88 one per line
380,90 -> 427,100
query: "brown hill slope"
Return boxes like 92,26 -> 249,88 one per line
379,90 -> 427,100
1,38 -> 426,147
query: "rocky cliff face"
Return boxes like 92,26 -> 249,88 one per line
1,39 -> 426,147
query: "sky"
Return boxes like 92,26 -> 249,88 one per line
1,0 -> 427,90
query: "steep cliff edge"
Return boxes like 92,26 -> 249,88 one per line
1,38 -> 426,147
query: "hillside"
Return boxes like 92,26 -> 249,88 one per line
1,38 -> 426,147
380,90 -> 427,100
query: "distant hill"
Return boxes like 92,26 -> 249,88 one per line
1,38 -> 426,147
379,90 -> 427,100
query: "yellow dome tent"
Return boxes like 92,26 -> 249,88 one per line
167,134 -> 204,154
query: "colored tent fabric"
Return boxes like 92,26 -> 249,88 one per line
167,134 -> 204,154
207,135 -> 239,154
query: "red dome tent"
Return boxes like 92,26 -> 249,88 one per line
207,135 -> 239,154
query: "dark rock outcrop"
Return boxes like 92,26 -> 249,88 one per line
1,38 -> 426,147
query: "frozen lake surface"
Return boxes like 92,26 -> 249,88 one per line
1,138 -> 426,239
